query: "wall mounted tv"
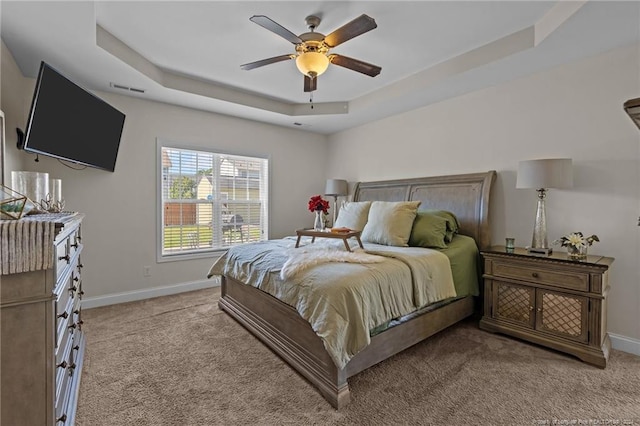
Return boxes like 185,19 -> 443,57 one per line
21,61 -> 126,172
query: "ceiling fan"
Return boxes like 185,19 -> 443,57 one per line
240,14 -> 382,93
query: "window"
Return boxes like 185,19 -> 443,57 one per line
158,143 -> 269,259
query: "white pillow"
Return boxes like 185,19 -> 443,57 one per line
333,201 -> 372,231
361,201 -> 422,246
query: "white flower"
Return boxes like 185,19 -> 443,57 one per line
554,232 -> 599,248
567,233 -> 587,248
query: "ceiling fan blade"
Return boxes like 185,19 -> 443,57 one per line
329,54 -> 381,77
304,75 -> 317,92
240,54 -> 295,70
324,14 -> 377,48
249,15 -> 303,44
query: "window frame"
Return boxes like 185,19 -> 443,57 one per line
156,138 -> 270,263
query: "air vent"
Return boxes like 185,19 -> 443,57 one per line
110,82 -> 145,94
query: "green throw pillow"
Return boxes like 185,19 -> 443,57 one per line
423,209 -> 459,242
408,212 -> 449,249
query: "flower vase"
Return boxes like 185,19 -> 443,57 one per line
313,210 -> 325,231
567,245 -> 587,260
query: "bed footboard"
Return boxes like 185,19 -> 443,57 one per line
219,275 -> 351,409
219,275 -> 475,409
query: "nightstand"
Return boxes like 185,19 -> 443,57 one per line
479,246 -> 614,368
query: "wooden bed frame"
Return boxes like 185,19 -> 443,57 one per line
218,171 -> 496,408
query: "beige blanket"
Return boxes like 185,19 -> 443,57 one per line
208,237 -> 456,369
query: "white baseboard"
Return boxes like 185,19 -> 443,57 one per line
82,277 -> 220,309
610,333 -> 640,356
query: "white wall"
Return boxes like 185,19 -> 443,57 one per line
1,42 -> 328,301
1,40 -> 28,184
326,44 -> 640,343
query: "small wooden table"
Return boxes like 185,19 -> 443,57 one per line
295,229 -> 364,252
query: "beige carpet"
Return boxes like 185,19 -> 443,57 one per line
76,287 -> 640,426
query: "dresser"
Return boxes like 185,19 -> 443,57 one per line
479,246 -> 613,368
1,212 -> 85,425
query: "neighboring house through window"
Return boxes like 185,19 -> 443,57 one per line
158,141 -> 269,260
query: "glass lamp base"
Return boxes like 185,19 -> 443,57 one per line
527,246 -> 552,255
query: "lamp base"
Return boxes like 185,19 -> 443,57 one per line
527,246 -> 553,255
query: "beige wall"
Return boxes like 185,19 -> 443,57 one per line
326,43 -> 640,342
1,40 -> 28,184
1,41 -> 328,299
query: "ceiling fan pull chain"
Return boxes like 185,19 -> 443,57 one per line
310,91 -> 314,109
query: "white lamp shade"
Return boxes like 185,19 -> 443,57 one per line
296,52 -> 330,77
325,179 -> 348,196
516,158 -> 573,189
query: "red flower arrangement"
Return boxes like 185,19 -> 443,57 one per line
308,195 -> 330,214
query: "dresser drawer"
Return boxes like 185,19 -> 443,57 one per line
56,297 -> 74,350
69,226 -> 82,259
491,260 -> 589,292
55,237 -> 71,282
55,290 -> 71,346
55,322 -> 73,397
55,356 -> 72,425
72,294 -> 83,333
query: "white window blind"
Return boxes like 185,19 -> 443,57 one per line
160,145 -> 268,257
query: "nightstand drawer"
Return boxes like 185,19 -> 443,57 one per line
492,261 -> 589,292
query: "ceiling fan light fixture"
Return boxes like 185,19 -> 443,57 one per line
296,52 -> 329,78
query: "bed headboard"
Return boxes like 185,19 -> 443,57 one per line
352,171 -> 496,250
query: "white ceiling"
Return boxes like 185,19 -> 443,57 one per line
1,1 -> 639,134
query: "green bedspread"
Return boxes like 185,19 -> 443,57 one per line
439,234 -> 481,297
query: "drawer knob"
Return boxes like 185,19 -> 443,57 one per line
537,307 -> 543,313
531,272 -> 539,278
57,311 -> 69,319
68,323 -> 77,330
56,414 -> 67,423
529,306 -> 535,311
77,263 -> 84,269
59,254 -> 70,263
73,345 -> 80,351
69,286 -> 77,293
71,242 -> 79,249
56,360 -> 67,369
73,276 -> 79,282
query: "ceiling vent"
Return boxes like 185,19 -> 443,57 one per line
624,98 -> 640,130
110,82 -> 145,94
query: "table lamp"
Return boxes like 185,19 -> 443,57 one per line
325,179 -> 348,226
516,158 -> 573,255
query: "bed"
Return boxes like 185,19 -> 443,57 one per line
208,171 -> 496,408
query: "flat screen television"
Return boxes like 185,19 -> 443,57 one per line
21,61 -> 126,172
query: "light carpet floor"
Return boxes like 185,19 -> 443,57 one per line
76,287 -> 640,425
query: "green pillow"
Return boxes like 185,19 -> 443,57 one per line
424,209 -> 459,242
408,212 -> 449,249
